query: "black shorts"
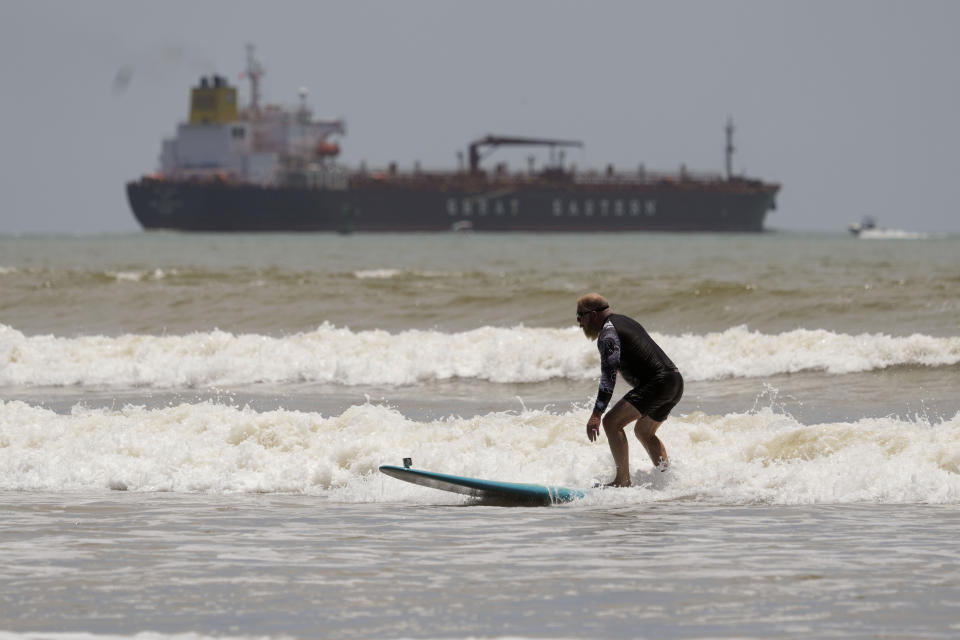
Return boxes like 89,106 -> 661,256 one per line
623,369 -> 684,422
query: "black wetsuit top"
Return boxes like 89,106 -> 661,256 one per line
594,313 -> 678,414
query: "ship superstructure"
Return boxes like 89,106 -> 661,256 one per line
128,47 -> 779,232
157,45 -> 345,188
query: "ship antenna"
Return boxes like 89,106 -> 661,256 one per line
245,44 -> 264,116
725,116 -> 735,180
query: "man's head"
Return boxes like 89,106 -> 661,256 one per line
576,293 -> 611,341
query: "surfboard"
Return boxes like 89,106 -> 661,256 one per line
379,464 -> 586,504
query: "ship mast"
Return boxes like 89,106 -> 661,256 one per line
725,117 -> 735,180
245,43 -> 264,116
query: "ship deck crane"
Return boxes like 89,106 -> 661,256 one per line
468,135 -> 583,174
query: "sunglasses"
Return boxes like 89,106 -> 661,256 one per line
576,305 -> 608,321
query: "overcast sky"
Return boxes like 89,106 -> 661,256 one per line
1,0 -> 958,234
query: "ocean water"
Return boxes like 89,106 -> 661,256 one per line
1,231 -> 960,639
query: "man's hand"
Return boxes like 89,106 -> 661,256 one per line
586,414 -> 602,442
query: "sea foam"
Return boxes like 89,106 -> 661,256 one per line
1,323 -> 958,389
1,399 -> 959,504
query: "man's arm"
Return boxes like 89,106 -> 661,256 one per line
594,328 -> 620,414
587,327 -> 620,441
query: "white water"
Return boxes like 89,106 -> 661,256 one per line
858,229 -> 933,240
2,323 -> 958,389
3,399 -> 959,504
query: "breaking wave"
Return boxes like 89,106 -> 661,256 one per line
2,399 -> 958,504
1,323 -> 958,389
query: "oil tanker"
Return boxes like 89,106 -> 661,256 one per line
127,47 -> 780,233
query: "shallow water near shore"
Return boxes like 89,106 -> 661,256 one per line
3,495 -> 960,639
2,231 -> 959,637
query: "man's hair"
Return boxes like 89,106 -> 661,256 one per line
577,293 -> 609,312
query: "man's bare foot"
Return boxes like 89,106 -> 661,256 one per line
604,478 -> 632,488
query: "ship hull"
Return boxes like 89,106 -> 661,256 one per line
127,180 -> 777,232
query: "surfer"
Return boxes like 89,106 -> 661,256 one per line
577,293 -> 683,487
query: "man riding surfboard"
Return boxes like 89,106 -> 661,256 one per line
577,293 -> 684,487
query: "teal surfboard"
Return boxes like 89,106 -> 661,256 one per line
379,464 -> 586,504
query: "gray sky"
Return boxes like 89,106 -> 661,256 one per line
1,0 -> 958,234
